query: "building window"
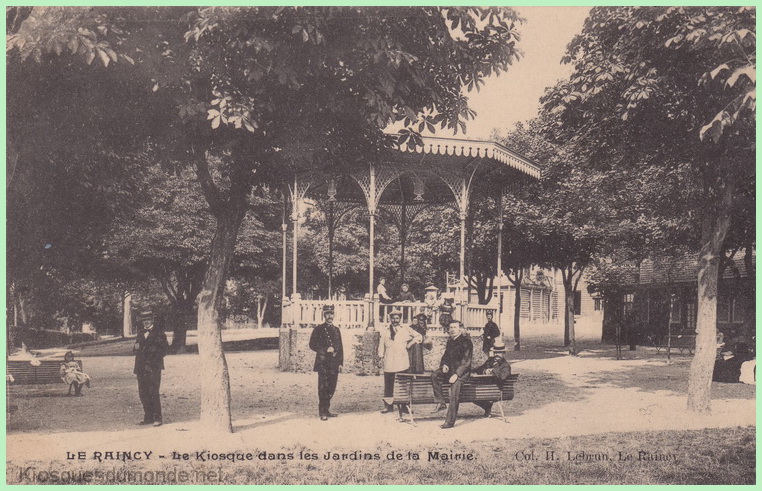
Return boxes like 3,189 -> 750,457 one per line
686,301 -> 696,331
732,298 -> 745,323
573,291 -> 582,316
594,298 -> 602,311
717,297 -> 731,323
622,293 -> 634,318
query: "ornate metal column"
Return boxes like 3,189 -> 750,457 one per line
495,188 -> 504,332
436,159 -> 481,322
368,164 -> 377,304
352,163 -> 402,329
459,173 -> 468,307
281,192 -> 289,301
287,176 -> 310,299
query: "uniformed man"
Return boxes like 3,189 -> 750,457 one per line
482,310 -> 500,354
473,339 -> 512,417
309,305 -> 344,421
133,311 -> 169,426
431,320 -> 472,429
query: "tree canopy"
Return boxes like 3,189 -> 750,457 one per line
541,6 -> 755,412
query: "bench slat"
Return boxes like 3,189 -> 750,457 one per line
392,373 -> 518,404
7,360 -> 83,384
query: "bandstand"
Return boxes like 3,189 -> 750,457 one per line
279,134 -> 541,373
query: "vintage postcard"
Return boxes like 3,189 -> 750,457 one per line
6,5 -> 755,485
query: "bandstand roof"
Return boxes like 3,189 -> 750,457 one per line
303,134 -> 542,208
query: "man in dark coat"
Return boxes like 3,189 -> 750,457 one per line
473,340 -> 512,417
309,305 -> 344,421
482,310 -> 500,354
133,311 -> 169,426
431,321 -> 472,429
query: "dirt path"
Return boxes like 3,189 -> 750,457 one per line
6,345 -> 755,465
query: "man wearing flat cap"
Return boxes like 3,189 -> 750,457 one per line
309,305 -> 344,421
133,310 -> 169,426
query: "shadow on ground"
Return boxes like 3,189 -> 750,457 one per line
6,348 -> 587,435
181,337 -> 279,354
67,336 -> 279,357
584,359 -> 756,400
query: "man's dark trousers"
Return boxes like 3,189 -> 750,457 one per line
318,370 -> 339,417
137,369 -> 162,423
432,370 -> 470,426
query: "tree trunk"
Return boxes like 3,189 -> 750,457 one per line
561,267 -> 577,354
196,207 -> 246,433
261,295 -> 268,329
172,321 -> 188,353
122,291 -> 133,338
256,295 -> 268,329
566,287 -> 577,355
170,301 -> 194,354
328,226 -> 334,299
513,278 -> 522,351
18,293 -> 28,326
485,274 -> 494,305
687,185 -> 732,414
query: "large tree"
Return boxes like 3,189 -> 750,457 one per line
542,6 -> 755,412
9,6 -> 526,432
103,164 -> 281,351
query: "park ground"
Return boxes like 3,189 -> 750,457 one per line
6,330 -> 755,485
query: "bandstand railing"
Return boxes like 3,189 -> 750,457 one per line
464,304 -> 496,330
377,302 -> 428,326
284,296 -> 499,330
289,299 -> 367,328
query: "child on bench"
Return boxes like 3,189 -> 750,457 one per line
59,351 -> 91,396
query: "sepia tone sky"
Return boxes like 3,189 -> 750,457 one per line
462,6 -> 591,140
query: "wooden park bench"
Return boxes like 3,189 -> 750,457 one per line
391,372 -> 519,425
654,334 -> 696,355
6,359 -> 82,384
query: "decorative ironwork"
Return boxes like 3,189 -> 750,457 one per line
394,134 -> 542,179
380,202 -> 432,229
350,164 -> 406,214
327,177 -> 337,202
287,177 -> 312,221
316,201 -> 360,232
413,174 -> 425,201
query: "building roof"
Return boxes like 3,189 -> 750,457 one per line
303,134 -> 541,207
395,135 -> 542,179
639,251 -> 755,285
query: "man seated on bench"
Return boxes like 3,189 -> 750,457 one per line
472,340 -> 511,418
431,320 -> 472,429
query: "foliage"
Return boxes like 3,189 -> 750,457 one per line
102,164 -> 282,315
542,6 -> 755,234
541,6 -> 755,410
8,6 -> 527,431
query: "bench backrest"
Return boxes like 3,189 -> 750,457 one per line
665,334 -> 696,347
7,359 -> 82,384
392,373 -> 518,405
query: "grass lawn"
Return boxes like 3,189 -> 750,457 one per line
222,426 -> 755,485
